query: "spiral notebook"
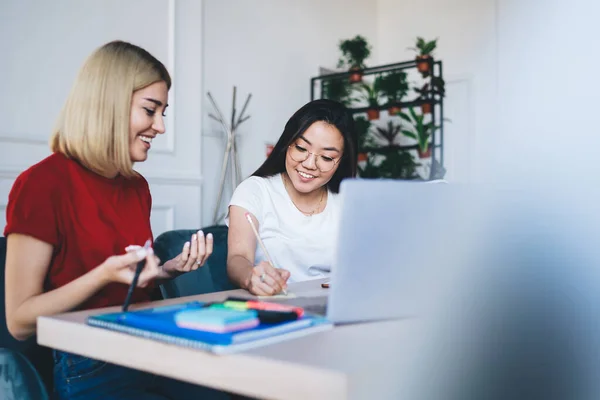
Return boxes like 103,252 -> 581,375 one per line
87,301 -> 332,354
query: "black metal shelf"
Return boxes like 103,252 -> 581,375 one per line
315,59 -> 439,81
310,57 -> 445,180
348,98 -> 440,115
361,144 -> 441,153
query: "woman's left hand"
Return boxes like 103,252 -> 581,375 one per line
161,230 -> 214,276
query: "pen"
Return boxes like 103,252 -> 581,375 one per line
123,239 -> 152,312
244,212 -> 288,295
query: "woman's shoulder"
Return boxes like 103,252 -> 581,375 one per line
128,172 -> 150,191
16,153 -> 69,186
235,175 -> 280,195
7,153 -> 72,209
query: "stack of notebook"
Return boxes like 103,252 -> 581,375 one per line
87,298 -> 331,354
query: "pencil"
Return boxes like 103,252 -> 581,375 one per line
123,239 -> 152,312
244,212 -> 288,295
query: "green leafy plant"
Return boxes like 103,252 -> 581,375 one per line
430,76 -> 445,97
353,116 -> 374,151
322,77 -> 352,105
337,35 -> 372,70
399,107 -> 438,156
409,37 -> 438,57
374,121 -> 402,146
413,82 -> 433,113
378,149 -> 420,180
415,77 -> 445,99
357,148 -> 421,180
413,77 -> 445,113
414,82 -> 430,100
355,77 -> 384,120
357,154 -> 381,178
356,77 -> 384,108
379,71 -> 409,106
410,37 -> 438,75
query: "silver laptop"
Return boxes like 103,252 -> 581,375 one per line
280,178 -> 464,324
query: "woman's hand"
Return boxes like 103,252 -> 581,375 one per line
246,261 -> 291,296
99,246 -> 160,288
161,230 -> 214,276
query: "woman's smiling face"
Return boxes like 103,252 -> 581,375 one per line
285,121 -> 344,194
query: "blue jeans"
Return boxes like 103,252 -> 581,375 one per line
53,350 -> 232,400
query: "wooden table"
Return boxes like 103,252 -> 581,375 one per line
38,279 -> 416,399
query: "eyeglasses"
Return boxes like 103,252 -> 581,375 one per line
288,144 -> 341,172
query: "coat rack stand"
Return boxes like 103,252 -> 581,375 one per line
207,87 -> 252,224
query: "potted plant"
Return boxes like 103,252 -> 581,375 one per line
400,107 -> 438,158
430,76 -> 446,97
414,77 -> 444,114
337,35 -> 372,83
373,120 -> 402,147
378,71 -> 409,115
414,83 -> 433,114
353,116 -> 372,161
378,149 -> 421,180
357,154 -> 381,178
322,77 -> 352,106
409,37 -> 437,75
357,77 -> 383,120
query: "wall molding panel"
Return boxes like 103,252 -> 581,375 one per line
1,0 -> 205,236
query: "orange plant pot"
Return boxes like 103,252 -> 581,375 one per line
349,68 -> 363,83
418,147 -> 431,159
416,55 -> 431,73
366,109 -> 380,121
421,102 -> 432,114
388,105 -> 402,115
357,152 -> 368,162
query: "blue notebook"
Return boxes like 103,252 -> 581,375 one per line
87,301 -> 332,354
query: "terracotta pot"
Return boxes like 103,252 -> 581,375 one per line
421,102 -> 432,114
357,152 -> 368,162
349,68 -> 363,83
418,147 -> 431,159
388,105 -> 402,115
416,55 -> 431,73
366,109 -> 380,121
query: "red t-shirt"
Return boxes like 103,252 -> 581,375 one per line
4,152 -> 154,310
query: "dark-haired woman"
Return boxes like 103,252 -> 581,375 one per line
226,99 -> 358,296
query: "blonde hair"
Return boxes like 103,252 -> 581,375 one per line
50,40 -> 171,178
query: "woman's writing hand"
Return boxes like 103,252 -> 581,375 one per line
246,261 -> 290,296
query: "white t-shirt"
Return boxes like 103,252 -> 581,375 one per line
227,174 -> 340,283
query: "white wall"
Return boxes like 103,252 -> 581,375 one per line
375,0 -> 600,184
491,0 -> 600,183
0,0 -> 204,236
201,0 -> 378,225
7,0 -> 595,233
376,0 -> 498,183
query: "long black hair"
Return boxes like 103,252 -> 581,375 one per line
253,99 -> 358,193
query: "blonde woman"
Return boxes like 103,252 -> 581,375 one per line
4,41 -> 226,399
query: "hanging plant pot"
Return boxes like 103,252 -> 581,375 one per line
357,152 -> 368,162
418,147 -> 431,159
387,105 -> 402,115
421,102 -> 432,114
416,55 -> 431,74
349,67 -> 363,83
366,108 -> 380,121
